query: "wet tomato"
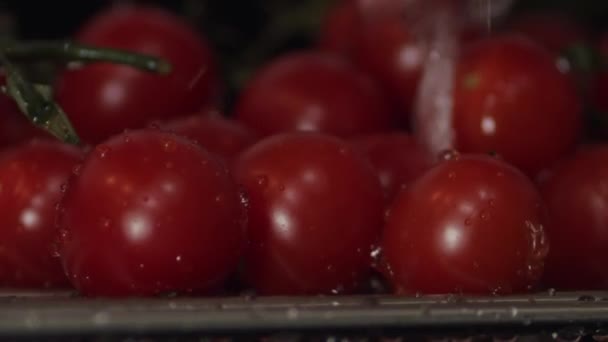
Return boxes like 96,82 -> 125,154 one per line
453,35 -> 582,175
55,5 -> 220,144
352,133 -> 433,203
539,146 -> 608,290
382,154 -> 549,295
0,140 -> 82,288
234,51 -> 392,138
234,133 -> 385,295
163,114 -> 257,164
59,130 -> 245,297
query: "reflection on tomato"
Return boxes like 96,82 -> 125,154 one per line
0,140 -> 82,288
234,133 -> 385,295
540,146 -> 608,290
235,51 -> 392,138
59,130 -> 245,297
383,154 -> 549,295
55,5 -> 220,144
453,35 -> 582,175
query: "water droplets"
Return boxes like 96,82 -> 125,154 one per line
95,145 -> 111,158
100,217 -> 112,229
464,218 -> 472,226
175,255 -> 182,262
524,220 -> 549,280
438,149 -> 460,162
72,164 -> 82,176
480,209 -> 490,221
59,183 -> 68,193
163,139 -> 177,152
256,175 -> 269,188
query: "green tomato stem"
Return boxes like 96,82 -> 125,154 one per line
3,40 -> 172,74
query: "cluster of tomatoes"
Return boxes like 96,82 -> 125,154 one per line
0,1 -> 607,297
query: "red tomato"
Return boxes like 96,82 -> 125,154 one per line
352,133 -> 433,203
234,133 -> 385,295
162,114 -> 257,163
234,51 -> 392,138
59,129 -> 245,297
539,146 -> 608,290
453,35 -> 582,175
55,5 -> 220,144
382,154 -> 549,295
508,13 -> 589,54
0,140 -> 81,288
353,15 -> 426,120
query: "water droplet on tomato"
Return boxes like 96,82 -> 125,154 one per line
72,164 -> 82,176
448,171 -> 456,179
480,210 -> 490,220
464,218 -> 472,226
438,149 -> 460,161
489,199 -> 496,207
215,194 -> 223,203
96,145 -> 110,158
148,121 -> 161,129
123,135 -> 131,143
176,255 -> 182,262
256,175 -> 269,188
163,139 -> 177,152
59,183 -> 68,193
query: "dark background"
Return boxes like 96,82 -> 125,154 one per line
1,0 -> 606,104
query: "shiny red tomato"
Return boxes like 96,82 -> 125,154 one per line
234,133 -> 385,295
59,130 -> 245,297
382,154 -> 549,295
162,114 -> 257,163
234,51 -> 392,138
352,133 -> 433,203
353,14 -> 426,120
539,145 -> 608,290
0,140 -> 81,288
453,35 -> 582,175
55,5 -> 220,144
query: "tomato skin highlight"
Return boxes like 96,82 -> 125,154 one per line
235,51 -> 392,138
452,35 -> 583,175
55,5 -> 220,144
234,133 -> 385,295
0,140 -> 82,289
59,129 -> 245,297
382,154 -> 549,295
540,146 -> 608,290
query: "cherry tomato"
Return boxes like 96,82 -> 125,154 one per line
352,14 -> 426,120
352,133 -> 433,203
234,133 -> 385,295
234,51 -> 392,138
508,12 -> 589,54
539,145 -> 608,290
162,114 -> 257,163
453,35 -> 583,175
0,140 -> 82,288
55,5 -> 220,144
382,154 -> 549,295
59,129 -> 245,297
